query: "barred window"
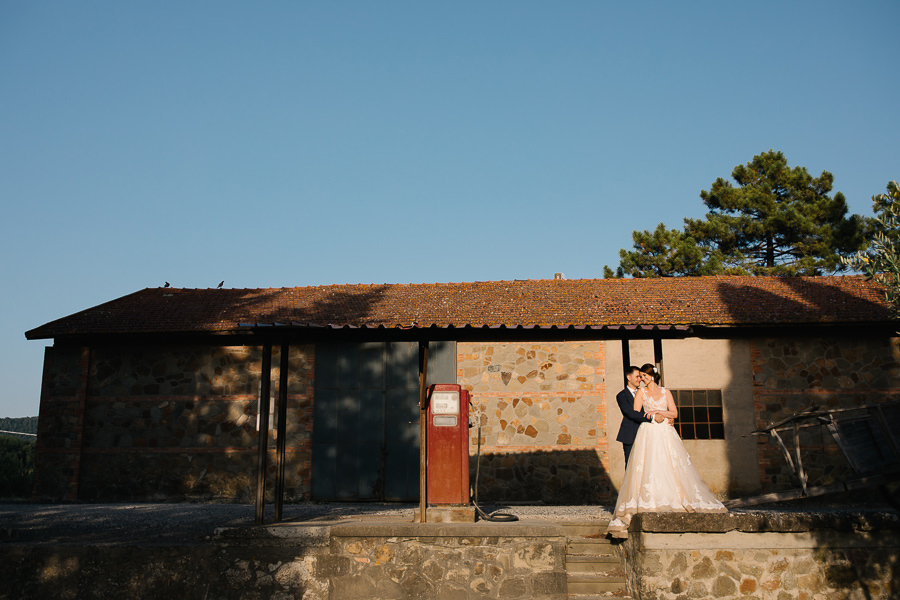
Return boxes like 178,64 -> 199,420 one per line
671,389 -> 724,440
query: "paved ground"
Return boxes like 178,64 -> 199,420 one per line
0,502 -> 617,545
2,495 -> 895,546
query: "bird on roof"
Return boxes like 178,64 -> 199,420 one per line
217,281 -> 224,288
164,282 -> 170,288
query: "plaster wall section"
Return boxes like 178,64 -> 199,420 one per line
605,339 -> 658,488
458,341 -> 611,504
660,337 -> 758,496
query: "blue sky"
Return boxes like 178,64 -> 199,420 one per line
1,1 -> 898,418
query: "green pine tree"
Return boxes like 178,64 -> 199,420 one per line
605,150 -> 872,277
842,180 -> 900,316
603,224 -> 724,278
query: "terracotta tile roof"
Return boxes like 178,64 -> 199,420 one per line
24,275 -> 892,340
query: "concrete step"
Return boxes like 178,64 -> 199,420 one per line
557,520 -> 610,538
566,539 -> 618,556
567,574 -> 629,595
563,524 -> 629,599
566,554 -> 623,576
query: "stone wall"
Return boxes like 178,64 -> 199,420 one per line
5,512 -> 898,600
33,346 -> 89,501
1,521 -> 569,600
751,336 -> 900,491
33,332 -> 900,504
459,342 -> 612,504
323,523 -> 566,599
623,511 -> 900,600
33,343 -> 315,502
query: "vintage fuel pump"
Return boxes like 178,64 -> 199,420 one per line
424,383 -> 475,522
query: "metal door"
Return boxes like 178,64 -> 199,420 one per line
312,341 -> 454,501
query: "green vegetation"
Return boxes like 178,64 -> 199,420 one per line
0,416 -> 38,435
842,181 -> 900,317
605,150 -> 872,277
0,436 -> 35,499
0,416 -> 38,498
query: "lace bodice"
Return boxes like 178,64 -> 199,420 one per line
640,387 -> 668,412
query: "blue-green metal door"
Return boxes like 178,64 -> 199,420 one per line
312,341 -> 454,501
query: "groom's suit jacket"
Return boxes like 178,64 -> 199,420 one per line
615,387 -> 646,445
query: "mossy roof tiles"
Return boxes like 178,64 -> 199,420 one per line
25,275 -> 892,340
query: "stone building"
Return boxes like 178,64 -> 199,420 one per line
25,275 -> 897,505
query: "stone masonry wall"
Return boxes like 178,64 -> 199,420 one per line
631,543 -> 899,600
34,343 -> 315,502
5,513 -> 897,600
625,512 -> 900,600
1,522 -> 569,600
459,342 -> 611,504
751,336 -> 900,491
323,525 -> 566,599
33,346 -> 89,501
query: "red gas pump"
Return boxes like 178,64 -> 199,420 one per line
424,384 -> 474,522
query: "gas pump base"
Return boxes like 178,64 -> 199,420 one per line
416,505 -> 476,523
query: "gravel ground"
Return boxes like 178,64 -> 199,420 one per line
2,496 -> 894,546
0,502 -> 615,545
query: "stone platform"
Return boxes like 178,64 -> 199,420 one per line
2,503 -> 899,599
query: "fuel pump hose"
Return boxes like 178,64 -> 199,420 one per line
471,420 -> 519,522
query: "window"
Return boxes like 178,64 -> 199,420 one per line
671,389 -> 724,440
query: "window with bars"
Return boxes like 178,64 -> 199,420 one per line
671,389 -> 724,440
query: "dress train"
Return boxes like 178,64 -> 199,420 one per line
607,388 -> 726,538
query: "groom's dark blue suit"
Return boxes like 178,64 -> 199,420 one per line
616,386 -> 646,466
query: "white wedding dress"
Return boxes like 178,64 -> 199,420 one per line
606,386 -> 726,538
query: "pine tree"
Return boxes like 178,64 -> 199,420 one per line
842,180 -> 900,316
603,224 -> 722,278
605,151 -> 871,277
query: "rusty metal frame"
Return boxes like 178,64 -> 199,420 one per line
727,401 -> 900,508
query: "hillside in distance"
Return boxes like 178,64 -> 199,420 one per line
0,416 -> 38,435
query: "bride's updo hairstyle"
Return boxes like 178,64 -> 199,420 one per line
639,363 -> 660,384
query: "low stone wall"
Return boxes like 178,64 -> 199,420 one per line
622,511 -> 900,600
2,521 -> 569,600
4,511 -> 899,599
321,522 -> 567,599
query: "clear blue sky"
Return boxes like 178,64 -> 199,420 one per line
2,1 -> 898,418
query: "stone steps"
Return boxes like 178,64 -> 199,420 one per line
562,521 -> 632,600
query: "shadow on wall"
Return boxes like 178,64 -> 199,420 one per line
470,448 -> 611,505
31,285 -> 394,502
716,278 -> 900,598
716,277 -> 899,493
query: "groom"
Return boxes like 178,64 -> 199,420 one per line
615,365 -> 645,466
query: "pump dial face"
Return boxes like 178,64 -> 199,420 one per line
431,391 -> 459,415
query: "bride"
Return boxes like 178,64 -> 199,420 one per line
606,363 -> 726,538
